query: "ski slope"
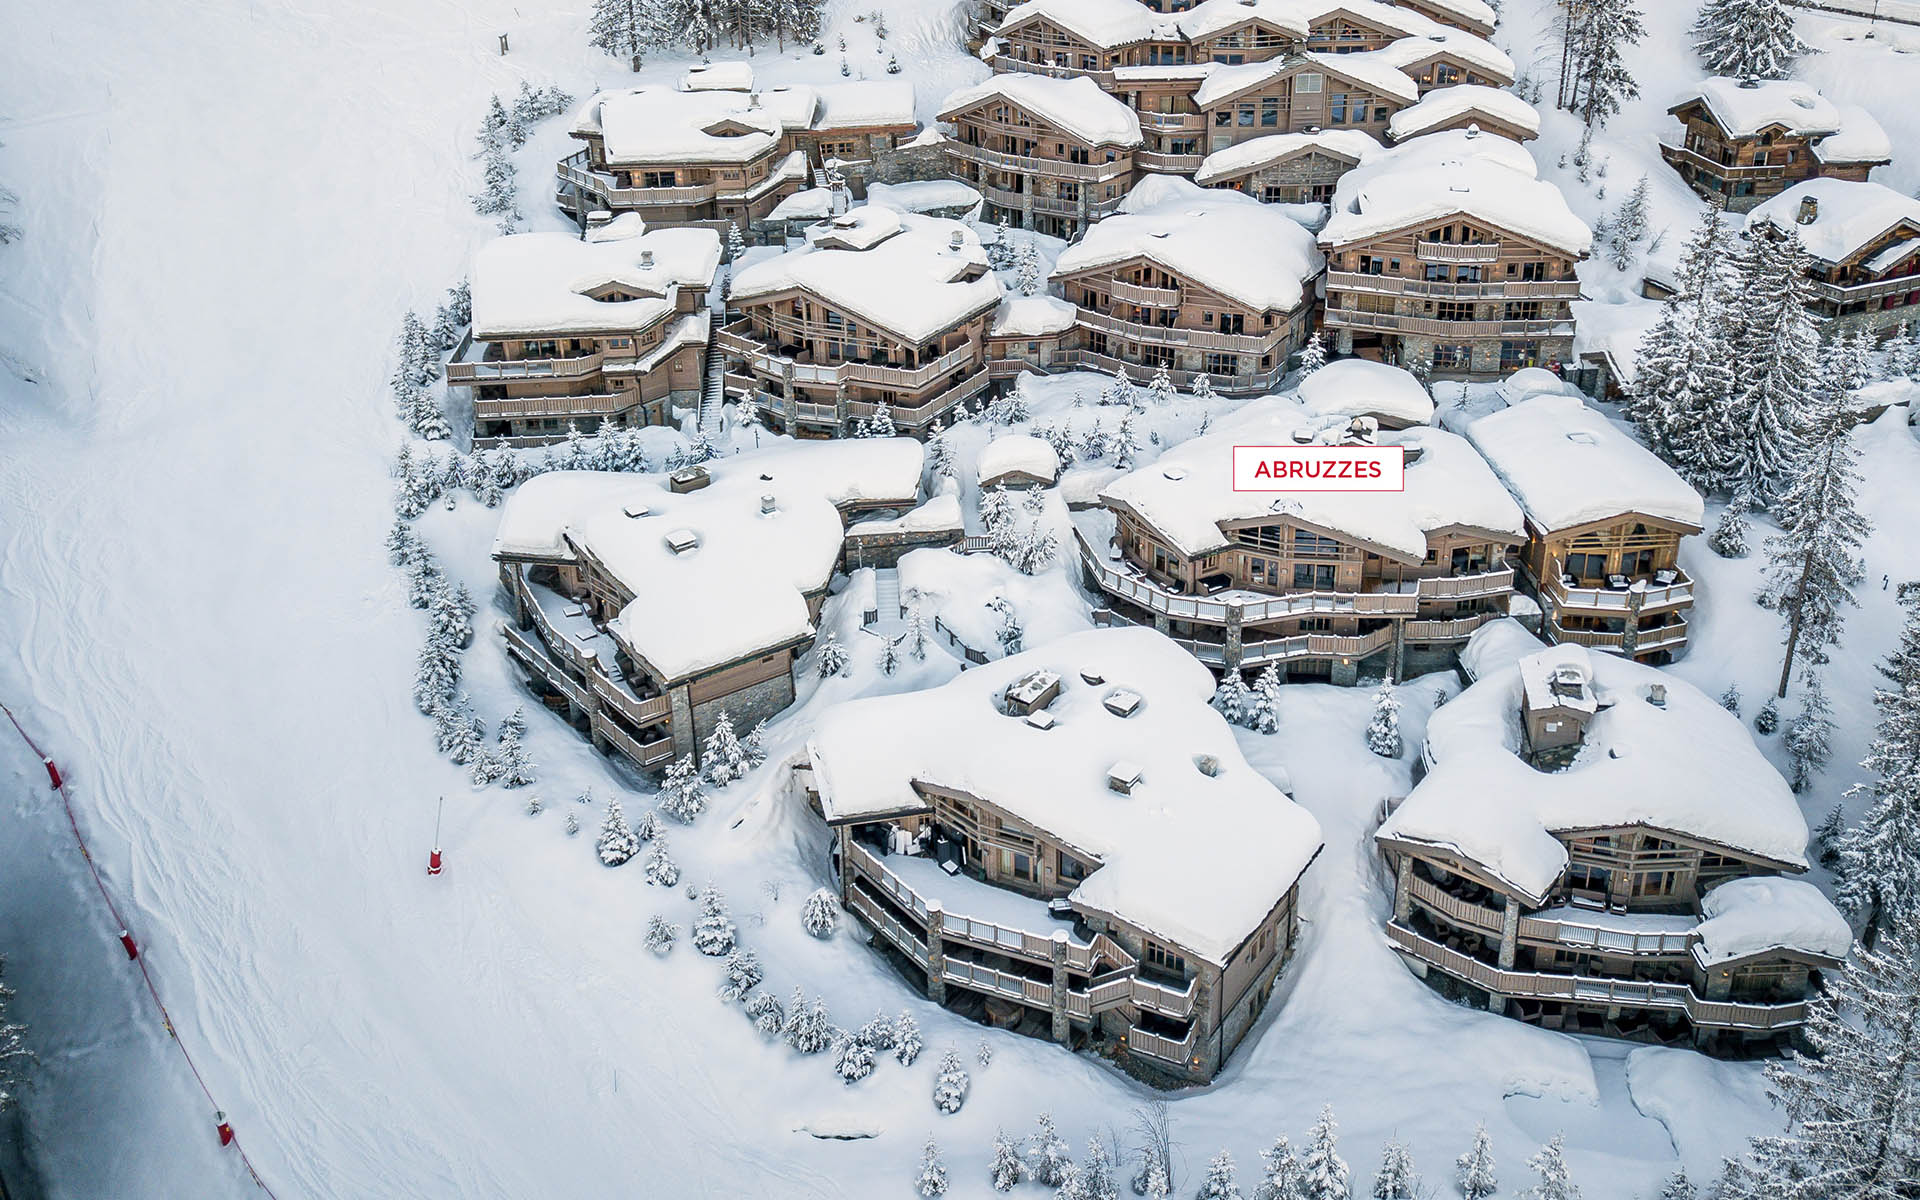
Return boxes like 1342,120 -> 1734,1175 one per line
1,0 -> 1916,1197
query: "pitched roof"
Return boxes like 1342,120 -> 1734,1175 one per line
938,74 -> 1143,147
1386,84 -> 1539,141
1746,178 -> 1920,266
471,220 -> 721,339
1194,127 -> 1383,184
1465,395 -> 1704,533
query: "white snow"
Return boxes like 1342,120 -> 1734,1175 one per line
1380,645 -> 1813,904
990,294 -> 1080,337
1098,398 -> 1524,561
584,86 -> 784,163
937,74 -> 1143,147
1813,103 -> 1894,165
1570,296 -> 1664,391
865,179 -> 982,215
1294,359 -> 1436,427
730,208 -> 1001,344
1320,129 -> 1590,257
1053,179 -> 1323,312
1692,877 -> 1851,968
995,0 -> 1172,50
470,224 -> 721,339
1193,128 -> 1384,186
1373,31 -> 1516,86
769,188 -> 835,220
680,61 -> 755,92
1745,177 -> 1920,266
977,434 -> 1061,487
1386,85 -> 1541,142
1458,617 -> 1547,681
1671,76 -> 1848,141
811,81 -> 919,131
808,626 -> 1324,964
847,491 -> 965,536
1466,395 -> 1705,533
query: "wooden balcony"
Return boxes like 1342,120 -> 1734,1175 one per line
1809,270 -> 1920,306
1543,570 -> 1693,614
1403,873 -> 1695,957
1657,141 -> 1789,180
1403,612 -> 1500,642
1106,279 -> 1183,309
1126,1023 -> 1199,1067
1027,348 -> 1288,395
1547,616 -> 1689,654
1075,306 -> 1283,354
1323,307 -> 1568,339
948,140 -> 1130,183
1413,241 -> 1502,264
1134,150 -> 1207,173
591,712 -> 676,767
1240,626 -> 1396,666
473,391 -> 635,420
449,351 -> 606,383
846,882 -> 930,968
721,322 -> 980,392
1412,566 -> 1515,599
1326,270 -> 1581,302
1387,923 -> 1807,1031
557,152 -> 720,207
986,55 -> 1116,89
501,623 -> 591,711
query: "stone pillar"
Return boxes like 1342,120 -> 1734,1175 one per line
1331,657 -> 1359,687
1389,620 -> 1405,682
668,684 -> 697,762
1152,612 -> 1170,635
925,901 -> 948,1004
505,563 -> 531,629
1498,896 -> 1519,971
1335,327 -> 1355,356
834,380 -> 851,439
1393,855 -> 1414,923
1621,588 -> 1643,657
1049,931 -> 1071,1044
1224,603 -> 1244,671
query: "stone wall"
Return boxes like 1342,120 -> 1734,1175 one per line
689,669 -> 795,762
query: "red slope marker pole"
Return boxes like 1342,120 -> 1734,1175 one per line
42,755 -> 61,789
217,1111 -> 235,1147
427,796 -> 444,877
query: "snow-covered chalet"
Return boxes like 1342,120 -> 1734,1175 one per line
1660,77 -> 1892,214
1746,179 -> 1920,339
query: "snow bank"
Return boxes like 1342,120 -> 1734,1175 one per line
865,179 -> 982,215
812,81 -> 918,131
1373,31 -> 1515,83
1693,877 -> 1851,967
1674,76 -> 1842,140
585,87 -> 783,163
1457,616 -> 1546,681
1380,645 -> 1811,903
680,62 -> 754,92
807,626 -> 1323,964
1294,359 -> 1435,426
1466,394 -> 1704,532
1386,85 -> 1540,142
990,294 -> 1079,337
471,226 -> 721,339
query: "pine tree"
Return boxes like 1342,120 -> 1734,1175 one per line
1215,670 -> 1253,726
1755,696 -> 1781,735
1366,680 -> 1402,758
1255,1135 -> 1305,1200
1193,372 -> 1216,403
907,604 -> 932,660
745,989 -> 785,1037
1759,385 -> 1868,696
815,631 -> 851,677
1569,0 -> 1647,128
1719,227 -> 1821,505
1148,364 -> 1178,407
1709,497 -> 1751,558
893,1011 -> 923,1065
1371,1141 -> 1418,1199
1785,675 -> 1834,792
1719,681 -> 1743,715
927,425 -> 957,481
1456,1125 -> 1497,1200
642,832 -> 681,887
644,914 -> 680,954
1522,1135 -> 1577,1200
743,719 -> 769,767
1299,330 -> 1327,376
932,1049 -> 969,1113
1628,204 -> 1734,481
0,960 -> 32,1113
659,754 -> 710,823
1836,591 -> 1920,945
879,634 -> 901,675
835,1033 -> 876,1086
1112,411 -> 1141,470
414,633 -> 460,715
1064,1136 -> 1118,1200
597,798 -> 641,865
989,596 -> 1023,656
702,712 -> 749,786
1101,369 -> 1137,409
428,581 -> 475,649
1301,1107 -> 1350,1200
990,1129 -> 1024,1191
718,948 -> 763,1002
1197,1150 -> 1244,1200
691,886 -> 737,956
801,887 -> 839,938
495,711 -> 536,787
1656,1169 -> 1696,1200
1248,664 -> 1282,735
784,990 -> 834,1054
1027,1113 -> 1074,1187
1014,241 -> 1043,296
1692,0 -> 1808,79
917,1137 -> 950,1197
1608,176 -> 1651,270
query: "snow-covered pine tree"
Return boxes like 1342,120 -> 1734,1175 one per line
893,1011 -> 923,1065
1655,1169 -> 1695,1200
801,887 -> 839,938
1569,0 -> 1646,129
980,484 -> 1019,563
989,596 -> 1023,656
990,1129 -> 1023,1191
742,719 -> 768,767
1719,681 -> 1742,714
428,581 -> 475,649
1691,0 -> 1808,79
0,960 -> 29,1114
1371,1140 -> 1418,1200
495,711 -> 536,788
1608,176 -> 1651,270
1027,1113 -> 1074,1187
597,798 -> 641,866
701,712 -> 749,786
907,604 -> 932,660
468,743 -> 504,786
869,397 -> 897,438
1148,364 -> 1177,407
1192,371 -> 1216,403
1255,1135 -> 1304,1200
1718,226 -> 1821,506
1014,241 -> 1042,297
1456,1125 -> 1497,1200
642,832 -> 681,887
1215,670 -> 1253,726
718,948 -> 763,1002
835,1031 -> 876,1085
691,887 -> 737,957
1112,411 -> 1140,470
1366,679 -> 1402,758
879,634 -> 901,676
932,1049 -> 969,1113
1784,675 -> 1834,792
414,635 -> 461,715
1301,1107 -> 1350,1200
1299,329 -> 1327,377
1709,497 -> 1751,558
1522,1135 -> 1578,1200
1755,696 -> 1781,734
1063,1136 -> 1118,1200
976,1039 -> 993,1068
658,754 -> 710,823
1101,368 -> 1137,409
927,424 -> 957,482
784,989 -> 834,1054
917,1137 -> 950,1197
644,914 -> 680,954
1758,385 -> 1868,697
1627,204 -> 1734,480
1248,664 -> 1282,735
815,630 -> 851,678
725,220 -> 746,266
1196,1150 -> 1243,1200
1835,590 -> 1920,945
745,989 -> 785,1037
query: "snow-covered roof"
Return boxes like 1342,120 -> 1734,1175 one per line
1466,395 -> 1703,532
1674,77 -> 1841,140
866,179 -> 983,215
1194,128 -> 1383,185
811,81 -> 917,131
938,75 -> 1142,147
1457,616 -> 1545,681
1810,103 -> 1893,165
1379,644 -> 1812,903
1294,359 -> 1434,426
1398,0 -> 1498,33
996,0 -> 1170,48
807,627 -> 1324,964
768,188 -> 834,220
492,441 -> 925,681
847,492 -> 965,537
1178,0 -> 1313,42
1746,178 -> 1920,267
1052,179 -> 1323,312
990,294 -> 1080,338
730,208 -> 1001,344
1693,878 -> 1850,968
1320,129 -> 1588,256
977,434 -> 1062,487
1373,31 -> 1515,83
585,87 -> 787,164
680,62 -> 754,92
1570,296 -> 1662,391
1099,397 -> 1523,561
1195,50 -> 1419,110
1386,85 -> 1539,141
471,224 -> 721,339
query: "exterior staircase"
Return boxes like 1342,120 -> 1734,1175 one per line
874,568 -> 902,623
699,340 -> 726,439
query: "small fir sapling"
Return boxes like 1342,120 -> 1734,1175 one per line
1194,1151 -> 1240,1200
1301,1106 -> 1349,1200
1719,682 -> 1742,714
857,1011 -> 896,1051
524,794 -> 544,817
801,888 -> 839,938
1522,1134 -> 1578,1200
597,798 -> 641,866
1060,1137 -> 1117,1200
1371,1139 -> 1419,1199
1813,802 -> 1844,870
932,1049 -> 970,1113
990,1129 -> 1023,1191
975,1038 -> 993,1068
1255,1135 -> 1304,1200
892,1011 -> 923,1065
1366,679 -> 1402,757
989,597 -> 1023,655
815,630 -> 851,677
691,887 -> 737,956
785,992 -> 833,1054
743,719 -> 769,767
564,813 -> 580,836
1214,671 -> 1252,726
1785,676 -> 1834,793
880,634 -> 901,676
644,915 -> 680,955
1027,1113 -> 1072,1187
467,744 -> 504,787
495,710 -> 536,788
1193,371 -> 1215,402
642,833 -> 681,887
1709,500 -> 1751,559
835,1033 -> 876,1086
1456,1125 -> 1497,1200
1298,329 -> 1327,376
658,754 -> 709,823
907,605 -> 932,660
1657,1169 -> 1696,1200
633,807 -> 660,843
917,1137 -> 950,1197
1755,697 -> 1780,735
701,712 -> 749,786
1247,665 -> 1282,734
1148,364 -> 1177,407
745,990 -> 785,1038
718,949 -> 763,1003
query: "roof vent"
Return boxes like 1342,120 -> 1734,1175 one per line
1608,745 -> 1629,759
1566,430 -> 1599,445
665,528 -> 699,555
1738,75 -> 1763,89
1791,95 -> 1816,109
1798,195 -> 1820,225
1149,230 -> 1171,238
1429,32 -> 1446,41
949,230 -> 965,250
1078,669 -> 1105,686
761,493 -> 778,514
759,473 -> 774,481
1103,689 -> 1143,718
1647,683 -> 1667,708
1291,428 -> 1315,444
640,249 -> 655,268
1024,710 -> 1058,731
669,466 -> 712,493
1005,669 -> 1063,716
1194,753 -> 1221,777
1464,122 -> 1481,139
1401,443 -> 1424,466
1161,466 -> 1188,481
622,503 -> 651,519
1107,761 -> 1144,794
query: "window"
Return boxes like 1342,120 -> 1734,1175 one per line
1432,344 -> 1471,371
1144,940 -> 1187,977
1296,72 -> 1322,92
1373,104 -> 1388,123
1058,851 -> 1087,881
1564,552 -> 1607,580
1260,97 -> 1280,126
1504,301 -> 1542,321
1204,351 -> 1238,375
640,170 -> 678,188
1292,529 -> 1340,557
1220,313 -> 1246,334
1358,254 -> 1388,275
1238,103 -> 1256,126
1293,563 -> 1337,589
1329,92 -> 1348,123
1434,301 -> 1475,322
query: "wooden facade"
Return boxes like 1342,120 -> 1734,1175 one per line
941,89 -> 1138,238
1196,59 -> 1412,155
1518,511 -> 1698,663
1758,193 -> 1920,338
1659,95 -> 1885,214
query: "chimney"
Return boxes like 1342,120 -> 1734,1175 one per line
640,248 -> 656,268
761,493 -> 777,514
949,230 -> 965,251
1797,195 -> 1819,226
1647,683 -> 1667,708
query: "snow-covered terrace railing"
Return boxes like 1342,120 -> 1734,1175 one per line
555,152 -> 719,206
975,183 -> 1128,223
501,622 -> 593,711
1126,1022 -> 1200,1066
1323,308 -> 1569,339
1546,616 -> 1689,654
1074,307 -> 1284,354
1386,924 -> 1808,1030
846,884 -> 931,967
1325,270 -> 1582,302
1015,348 -> 1288,395
719,322 -> 978,390
947,141 -> 1134,183
473,391 -> 633,421
1808,268 -> 1920,305
1413,240 -> 1502,264
1656,142 -> 1791,180
1404,613 -> 1500,642
1134,112 -> 1205,133
1404,873 -> 1694,956
987,55 -> 1118,90
1241,627 -> 1397,667
513,569 -> 672,729
590,712 -> 675,767
449,351 -> 606,383
1543,570 -> 1692,613
943,959 -> 1054,1007
1132,150 -> 1207,173
1106,278 -> 1183,309
748,373 -> 992,433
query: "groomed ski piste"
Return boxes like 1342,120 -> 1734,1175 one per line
3,0 -> 1920,1196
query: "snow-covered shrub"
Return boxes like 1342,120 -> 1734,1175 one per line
932,1049 -> 969,1114
691,887 -> 737,957
1026,1113 -> 1072,1187
916,1137 -> 949,1197
835,1033 -> 876,1086
1366,681 -> 1402,758
644,915 -> 679,955
784,990 -> 833,1055
702,713 -> 750,786
642,834 -> 681,887
990,1130 -> 1023,1191
658,755 -> 708,823
801,888 -> 839,939
892,1011 -> 922,1066
816,631 -> 851,678
1709,502 -> 1750,558
718,949 -> 763,1003
745,989 -> 785,1038
857,1011 -> 896,1051
1755,697 -> 1780,735
597,798 -> 640,866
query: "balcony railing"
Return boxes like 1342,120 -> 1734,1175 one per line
1323,308 -> 1568,339
1809,270 -> 1920,306
1106,279 -> 1183,309
592,713 -> 676,767
1386,923 -> 1808,1031
449,351 -> 606,383
1074,306 -> 1281,354
1413,241 -> 1501,264
1135,111 -> 1204,132
986,55 -> 1116,89
847,884 -> 930,968
1547,616 -> 1689,654
1544,570 -> 1693,613
1656,142 -> 1790,180
1126,1023 -> 1199,1067
1404,613 -> 1500,642
1240,626 -> 1397,666
473,391 -> 636,420
1403,874 -> 1695,956
501,623 -> 592,711
946,140 -> 1131,183
720,323 -> 979,392
1326,270 -> 1581,302
1022,348 -> 1287,395
557,152 -> 720,207
1134,150 -> 1207,173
